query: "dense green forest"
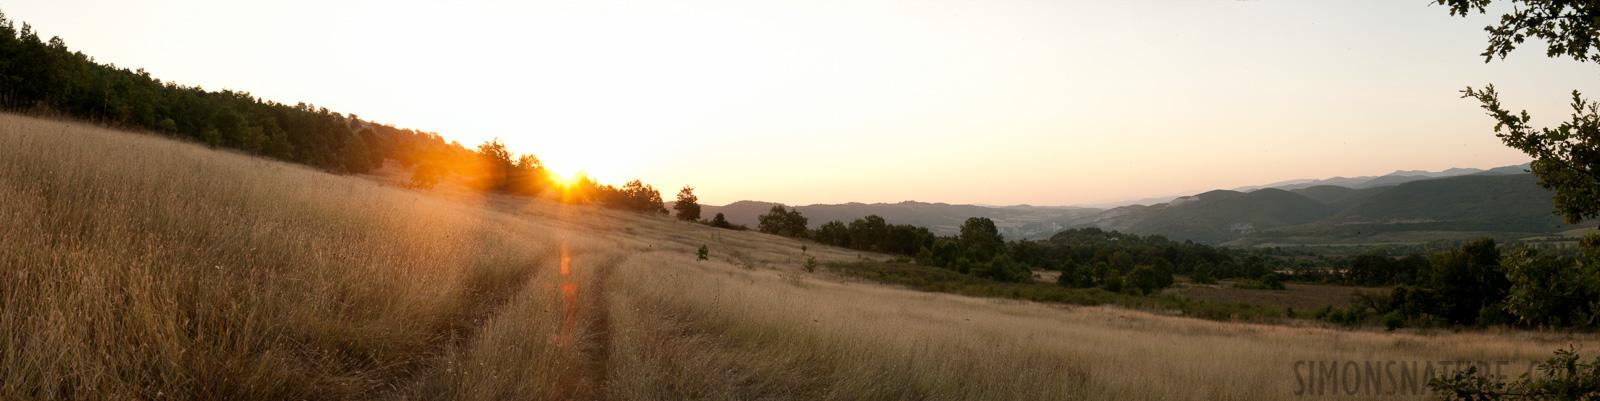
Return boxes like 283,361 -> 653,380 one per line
0,10 -> 674,214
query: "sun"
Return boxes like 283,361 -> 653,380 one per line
548,169 -> 582,187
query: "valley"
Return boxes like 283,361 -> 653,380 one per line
705,163 -> 1591,246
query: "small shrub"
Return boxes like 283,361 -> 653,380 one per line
803,256 -> 818,273
1429,346 -> 1600,400
697,245 -> 709,261
1313,305 -> 1334,320
1102,275 -> 1124,293
1382,311 -> 1404,331
1258,274 -> 1285,290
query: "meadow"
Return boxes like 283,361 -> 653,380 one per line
3,113 -> 1595,400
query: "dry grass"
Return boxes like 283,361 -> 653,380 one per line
3,113 -> 1596,400
1,116 -> 556,399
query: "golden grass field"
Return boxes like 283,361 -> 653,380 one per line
3,113 -> 1596,400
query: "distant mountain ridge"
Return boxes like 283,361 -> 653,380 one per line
1060,165 -> 1574,245
1230,163 -> 1530,192
700,201 -> 1098,238
700,162 -> 1581,245
1247,174 -> 1571,245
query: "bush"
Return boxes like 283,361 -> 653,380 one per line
1259,274 -> 1285,290
703,213 -> 749,231
1102,274 -> 1124,293
1382,311 -> 1404,331
1128,266 -> 1160,295
1430,347 -> 1600,400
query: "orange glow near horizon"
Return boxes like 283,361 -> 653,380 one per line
548,169 -> 586,189
15,1 -> 1579,206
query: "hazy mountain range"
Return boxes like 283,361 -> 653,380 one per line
1227,164 -> 1533,192
702,163 -> 1592,244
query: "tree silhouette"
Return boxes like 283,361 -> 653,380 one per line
848,215 -> 889,251
616,180 -> 666,214
673,186 -> 701,221
509,153 -> 548,195
958,217 -> 1004,262
475,138 -> 514,192
757,206 -> 808,237
710,212 -> 735,229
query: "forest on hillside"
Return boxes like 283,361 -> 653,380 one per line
0,10 -> 682,215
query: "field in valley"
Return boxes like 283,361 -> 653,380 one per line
4,113 -> 1597,400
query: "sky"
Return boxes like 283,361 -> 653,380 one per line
8,1 -> 1594,206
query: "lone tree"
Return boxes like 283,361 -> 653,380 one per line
673,185 -> 701,221
958,217 -> 1005,262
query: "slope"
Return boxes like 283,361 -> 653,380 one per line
1290,185 -> 1392,210
1253,173 -> 1573,244
1123,188 -> 1338,243
4,113 -> 1590,400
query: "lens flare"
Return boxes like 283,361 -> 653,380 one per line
555,244 -> 578,347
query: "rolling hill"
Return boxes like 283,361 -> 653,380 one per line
1324,174 -> 1561,224
1065,170 -> 1578,245
700,163 -> 1565,245
17,112 -> 1583,399
1288,185 -> 1390,210
1241,174 -> 1571,244
1229,163 -> 1530,191
1116,188 -> 1337,243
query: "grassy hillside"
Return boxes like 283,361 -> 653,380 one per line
1124,188 -> 1337,243
3,113 -> 1595,400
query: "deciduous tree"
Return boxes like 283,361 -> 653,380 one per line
1439,0 -> 1600,224
958,217 -> 1004,262
673,185 -> 701,221
757,206 -> 808,238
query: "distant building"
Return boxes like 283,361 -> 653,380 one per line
1230,222 -> 1257,234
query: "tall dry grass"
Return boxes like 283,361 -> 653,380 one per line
3,113 -> 1596,400
0,116 -> 563,399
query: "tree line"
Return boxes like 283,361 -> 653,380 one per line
746,203 -> 1600,329
0,10 -> 683,215
0,12 -> 386,173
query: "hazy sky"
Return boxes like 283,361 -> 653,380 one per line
10,1 -> 1594,206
